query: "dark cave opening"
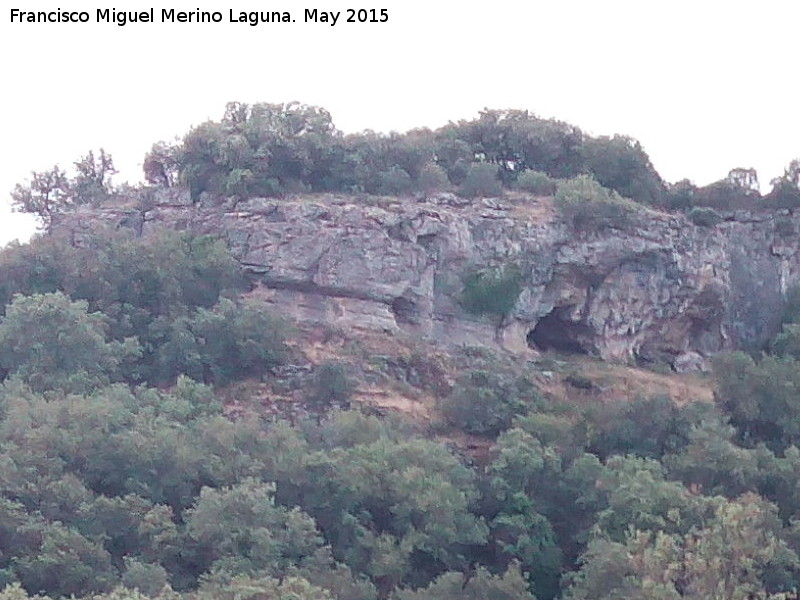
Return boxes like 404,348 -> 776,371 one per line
527,307 -> 589,354
391,296 -> 419,325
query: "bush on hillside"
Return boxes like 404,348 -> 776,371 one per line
458,163 -> 503,198
515,170 -> 556,195
438,371 -> 540,436
554,175 -> 639,231
460,264 -> 523,320
687,206 -> 722,227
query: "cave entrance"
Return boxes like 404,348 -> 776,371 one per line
391,296 -> 419,325
527,307 -> 589,354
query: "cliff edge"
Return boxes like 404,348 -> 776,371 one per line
53,190 -> 800,371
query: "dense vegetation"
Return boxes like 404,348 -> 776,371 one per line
11,102 -> 800,234
0,228 -> 798,600
4,103 -> 800,599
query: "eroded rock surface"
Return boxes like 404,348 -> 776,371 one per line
54,190 -> 800,369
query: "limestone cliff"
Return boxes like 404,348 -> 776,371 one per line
54,189 -> 800,371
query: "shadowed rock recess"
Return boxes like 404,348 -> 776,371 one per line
54,190 -> 800,371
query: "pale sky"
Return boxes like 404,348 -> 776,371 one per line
1,0 -> 798,245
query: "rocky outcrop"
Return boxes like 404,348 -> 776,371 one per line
54,189 -> 800,370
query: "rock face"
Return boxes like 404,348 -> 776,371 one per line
54,190 -> 800,370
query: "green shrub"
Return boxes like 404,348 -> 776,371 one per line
416,162 -> 450,194
766,186 -> 800,209
438,371 -> 540,436
554,175 -> 639,231
772,324 -> 800,359
662,179 -> 696,210
687,206 -> 722,227
378,167 -> 415,196
305,362 -> 354,410
460,264 -> 523,319
515,170 -> 556,195
585,394 -> 715,460
225,168 -> 258,197
458,163 -> 503,198
691,181 -> 746,209
156,298 -> 287,386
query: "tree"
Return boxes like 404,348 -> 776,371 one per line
565,494 -> 798,600
195,574 -> 333,600
305,362 -> 354,412
687,206 -> 723,227
296,437 -> 488,591
585,394 -> 715,460
179,101 -> 340,199
156,298 -> 287,385
10,150 -> 116,228
143,141 -> 181,187
488,508 -> 562,600
592,456 -> 708,543
10,166 -> 69,229
393,563 -> 536,600
582,135 -> 665,204
0,229 -> 250,385
488,427 -> 607,575
14,521 -> 117,598
0,292 -> 140,393
432,135 -> 472,185
290,547 -> 379,600
121,558 -> 169,597
681,494 -> 797,598
443,109 -> 585,180
186,478 -> 323,578
377,166 -> 415,196
767,159 -> 800,208
381,130 -> 436,182
662,417 -> 762,498
71,149 -> 116,205
713,352 -> 800,450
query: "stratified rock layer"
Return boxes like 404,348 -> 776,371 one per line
55,190 -> 800,369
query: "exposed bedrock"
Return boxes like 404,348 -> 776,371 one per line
56,190 -> 800,370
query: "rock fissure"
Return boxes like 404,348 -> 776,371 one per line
259,276 -> 396,305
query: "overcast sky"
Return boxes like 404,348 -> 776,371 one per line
1,0 -> 798,245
